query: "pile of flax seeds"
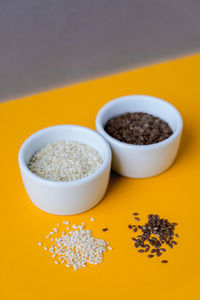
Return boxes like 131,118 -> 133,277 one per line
129,213 -> 179,263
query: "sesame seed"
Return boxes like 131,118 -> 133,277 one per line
28,140 -> 102,182
108,246 -> 112,250
44,223 -> 110,270
45,235 -> 50,239
38,242 -> 42,246
44,247 -> 48,251
90,218 -> 95,221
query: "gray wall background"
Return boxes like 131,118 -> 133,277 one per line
0,0 -> 200,102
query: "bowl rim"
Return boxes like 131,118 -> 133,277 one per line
96,95 -> 183,150
18,125 -> 111,186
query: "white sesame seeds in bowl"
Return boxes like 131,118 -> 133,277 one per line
18,125 -> 111,215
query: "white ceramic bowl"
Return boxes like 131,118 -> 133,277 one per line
96,95 -> 183,178
18,125 -> 111,215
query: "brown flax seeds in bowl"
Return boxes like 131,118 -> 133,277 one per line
104,112 -> 173,145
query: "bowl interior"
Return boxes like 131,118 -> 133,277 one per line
99,96 -> 182,134
20,125 -> 110,166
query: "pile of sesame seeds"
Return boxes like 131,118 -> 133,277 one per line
28,140 -> 103,182
38,219 -> 112,271
129,213 -> 179,263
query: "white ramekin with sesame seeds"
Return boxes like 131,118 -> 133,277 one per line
96,95 -> 183,178
18,125 -> 111,215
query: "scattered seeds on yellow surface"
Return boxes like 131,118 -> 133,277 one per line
39,222 -> 112,271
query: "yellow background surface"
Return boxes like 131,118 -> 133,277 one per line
0,54 -> 200,300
